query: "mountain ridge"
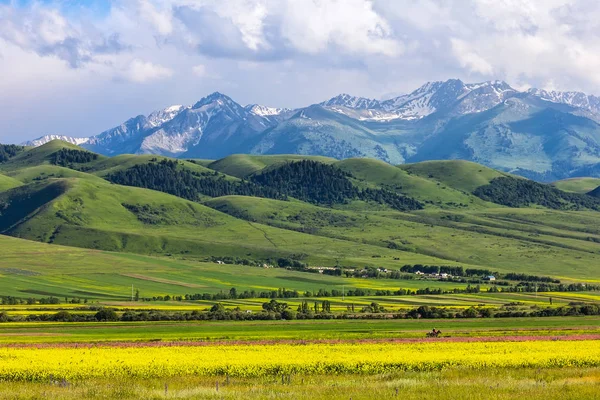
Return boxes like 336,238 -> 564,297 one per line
22,79 -> 600,181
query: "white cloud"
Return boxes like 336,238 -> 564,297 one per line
137,0 -> 173,35
123,59 -> 173,83
279,0 -> 401,56
450,38 -> 493,75
7,0 -> 600,143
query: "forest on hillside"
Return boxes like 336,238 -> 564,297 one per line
0,145 -> 25,163
107,159 -> 286,201
251,160 -> 423,211
473,176 -> 600,210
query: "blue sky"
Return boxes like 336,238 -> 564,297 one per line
1,0 -> 600,143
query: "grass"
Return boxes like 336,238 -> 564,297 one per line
206,195 -> 600,279
0,140 -> 103,172
0,316 -> 599,344
2,140 -> 600,289
0,173 -> 21,191
208,154 -> 336,178
399,159 -> 507,192
553,177 -> 600,193
0,234 -> 490,301
334,158 -> 493,208
4,165 -> 107,184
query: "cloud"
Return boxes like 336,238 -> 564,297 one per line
450,38 -> 493,75
121,59 -> 173,83
6,0 -> 600,143
134,0 -> 402,61
0,2 -> 128,68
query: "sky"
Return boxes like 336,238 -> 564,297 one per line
2,0 -> 600,143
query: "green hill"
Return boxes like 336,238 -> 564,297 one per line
5,165 -> 107,184
0,173 -> 22,192
553,177 -> 600,193
0,140 -> 105,172
0,176 -> 447,269
208,154 -> 336,178
205,195 -> 600,280
334,158 -> 492,208
399,160 -> 506,193
1,139 -> 600,288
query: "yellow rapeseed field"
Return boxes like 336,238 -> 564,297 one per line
1,341 -> 599,381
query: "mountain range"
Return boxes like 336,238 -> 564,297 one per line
24,79 -> 600,181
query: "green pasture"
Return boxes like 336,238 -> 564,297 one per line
0,235 -> 490,301
0,316 -> 599,344
553,177 -> 600,193
206,196 -> 600,279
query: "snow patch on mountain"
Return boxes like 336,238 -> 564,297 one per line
320,94 -> 381,110
245,104 -> 290,116
23,135 -> 90,147
527,88 -> 600,114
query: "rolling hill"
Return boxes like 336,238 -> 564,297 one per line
553,177 -> 600,194
1,139 -> 600,302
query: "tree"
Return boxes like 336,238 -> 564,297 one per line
95,309 -> 119,321
134,289 -> 140,302
281,310 -> 297,320
262,299 -> 288,313
229,287 -> 238,299
53,311 -> 73,322
210,303 -> 225,313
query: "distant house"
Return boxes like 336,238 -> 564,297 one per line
415,271 -> 425,275
216,260 -> 225,265
486,275 -> 496,281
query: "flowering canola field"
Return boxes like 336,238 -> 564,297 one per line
1,340 -> 600,382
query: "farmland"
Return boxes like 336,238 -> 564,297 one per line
1,141 -> 600,398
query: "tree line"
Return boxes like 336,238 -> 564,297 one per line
107,159 -> 286,201
0,144 -> 24,163
4,302 -> 600,323
50,148 -> 98,167
473,176 -> 600,210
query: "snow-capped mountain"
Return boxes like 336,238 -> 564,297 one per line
321,79 -> 518,121
320,94 -> 382,110
22,79 -> 600,180
527,88 -> 600,115
245,104 -> 291,117
24,135 -> 90,147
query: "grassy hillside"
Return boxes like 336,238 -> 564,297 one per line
553,177 -> 600,193
0,173 -> 22,192
206,195 -> 600,279
1,140 -> 600,285
334,158 -> 492,208
208,154 -> 336,178
0,177 -> 450,270
87,154 -> 217,178
399,160 -> 506,192
0,234 -> 481,301
5,165 -> 107,184
0,140 -> 105,172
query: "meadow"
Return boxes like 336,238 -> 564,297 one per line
0,316 -> 599,343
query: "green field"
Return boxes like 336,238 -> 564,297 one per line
0,316 -> 598,344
